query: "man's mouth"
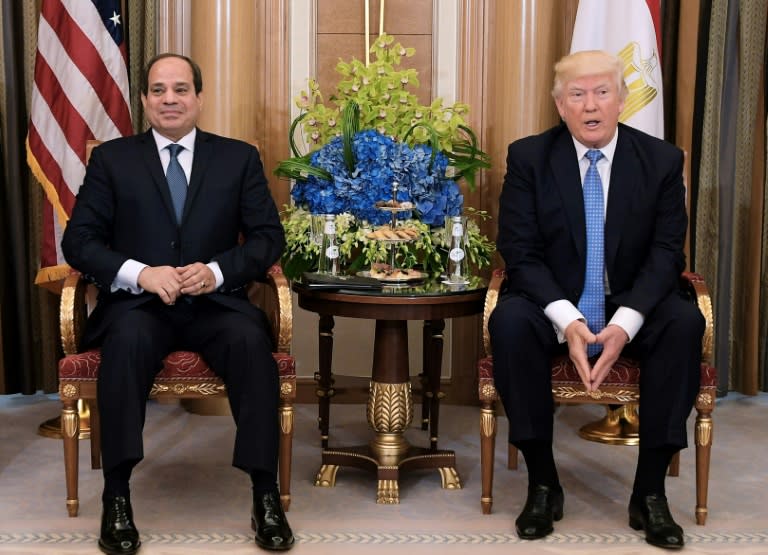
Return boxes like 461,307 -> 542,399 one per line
585,119 -> 600,128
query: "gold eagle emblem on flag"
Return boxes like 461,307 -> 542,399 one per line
618,42 -> 659,122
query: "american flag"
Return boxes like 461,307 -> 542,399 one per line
27,0 -> 133,279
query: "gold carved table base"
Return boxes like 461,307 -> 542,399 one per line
578,403 -> 640,445
314,445 -> 462,504
314,379 -> 461,503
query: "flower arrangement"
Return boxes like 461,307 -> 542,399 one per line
276,34 -> 493,279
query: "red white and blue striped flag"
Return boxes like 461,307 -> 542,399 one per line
27,0 -> 133,281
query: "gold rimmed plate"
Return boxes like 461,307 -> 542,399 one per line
357,268 -> 425,284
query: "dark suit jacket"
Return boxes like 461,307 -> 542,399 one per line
62,128 -> 286,344
497,122 -> 687,318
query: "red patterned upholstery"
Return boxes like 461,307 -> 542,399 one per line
479,355 -> 717,402
59,349 -> 295,382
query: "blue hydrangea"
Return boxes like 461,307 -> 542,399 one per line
290,129 -> 463,226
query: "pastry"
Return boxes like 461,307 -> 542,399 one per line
366,225 -> 419,241
375,200 -> 414,209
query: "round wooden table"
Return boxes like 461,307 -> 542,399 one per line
294,276 -> 487,503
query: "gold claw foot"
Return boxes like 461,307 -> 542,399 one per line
314,464 -> 339,487
438,467 -> 462,489
377,479 -> 400,504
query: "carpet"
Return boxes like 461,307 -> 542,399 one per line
1,392 -> 767,554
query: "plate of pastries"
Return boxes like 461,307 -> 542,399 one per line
365,224 -> 420,242
358,263 -> 425,283
374,199 -> 415,212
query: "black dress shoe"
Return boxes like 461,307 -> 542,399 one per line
98,496 -> 140,555
629,493 -> 685,549
251,490 -> 295,551
515,484 -> 564,540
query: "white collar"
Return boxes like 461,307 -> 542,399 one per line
152,128 -> 197,153
571,127 -> 618,164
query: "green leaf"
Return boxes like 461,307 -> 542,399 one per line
341,100 -> 361,173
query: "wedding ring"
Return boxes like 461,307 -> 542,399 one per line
200,280 -> 206,289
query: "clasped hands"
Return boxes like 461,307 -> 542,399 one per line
564,320 -> 629,392
137,262 -> 215,305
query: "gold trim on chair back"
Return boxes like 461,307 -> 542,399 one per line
681,272 -> 714,365
60,273 -> 87,356
482,269 -> 506,357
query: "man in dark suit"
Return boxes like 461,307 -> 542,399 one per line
489,50 -> 703,549
62,53 -> 293,554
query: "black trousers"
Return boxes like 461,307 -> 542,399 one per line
90,297 -> 279,476
488,291 -> 704,450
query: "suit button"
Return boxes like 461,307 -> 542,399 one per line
170,241 -> 178,249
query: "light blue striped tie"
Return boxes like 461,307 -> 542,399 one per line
578,149 -> 605,357
166,144 -> 187,225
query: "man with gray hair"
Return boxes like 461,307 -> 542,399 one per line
489,50 -> 703,549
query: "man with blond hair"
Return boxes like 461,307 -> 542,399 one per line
489,50 -> 703,549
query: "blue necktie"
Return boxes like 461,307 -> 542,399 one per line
166,144 -> 187,224
578,149 -> 605,357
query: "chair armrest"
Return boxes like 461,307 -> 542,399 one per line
680,271 -> 714,366
249,264 -> 293,354
61,265 -> 293,356
482,268 -> 507,357
480,269 -> 714,366
60,272 -> 88,356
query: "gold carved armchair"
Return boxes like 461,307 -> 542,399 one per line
57,265 -> 296,517
477,269 -> 717,524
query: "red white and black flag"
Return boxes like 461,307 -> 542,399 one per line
27,0 -> 133,279
570,0 -> 664,139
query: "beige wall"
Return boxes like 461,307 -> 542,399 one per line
315,0 -> 433,106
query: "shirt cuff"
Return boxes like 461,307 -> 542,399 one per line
543,299 -> 583,344
111,259 -> 147,294
608,306 -> 644,342
207,261 -> 224,289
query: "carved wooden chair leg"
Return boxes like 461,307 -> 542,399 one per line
695,405 -> 713,525
61,397 -> 81,517
480,401 -> 496,515
278,403 -> 293,511
668,451 -> 680,477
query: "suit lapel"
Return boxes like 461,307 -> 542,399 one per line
184,130 -> 213,222
140,130 -> 178,224
550,130 -> 586,261
605,127 -> 637,271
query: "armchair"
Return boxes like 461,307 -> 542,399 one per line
57,264 -> 296,517
477,270 -> 716,524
